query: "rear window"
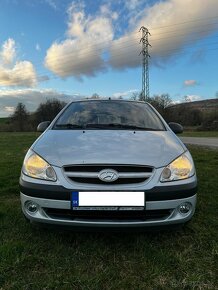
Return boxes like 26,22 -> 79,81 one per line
53,100 -> 165,131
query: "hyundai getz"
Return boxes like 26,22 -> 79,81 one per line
20,99 -> 197,228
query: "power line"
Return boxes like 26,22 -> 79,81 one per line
150,21 -> 218,37
28,26 -> 218,71
1,43 -> 218,86
5,19 -> 216,74
43,25 -> 218,64
148,14 -> 218,30
2,35 -> 218,81
2,30 -> 216,85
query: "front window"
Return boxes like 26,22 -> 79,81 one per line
53,100 -> 165,131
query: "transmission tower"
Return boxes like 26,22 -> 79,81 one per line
139,26 -> 151,101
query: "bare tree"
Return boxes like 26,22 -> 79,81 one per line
130,92 -> 140,100
34,99 -> 66,125
90,93 -> 100,99
151,94 -> 172,109
10,102 -> 29,131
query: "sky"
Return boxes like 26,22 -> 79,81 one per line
0,0 -> 218,117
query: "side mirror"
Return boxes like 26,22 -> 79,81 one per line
168,122 -> 183,134
37,121 -> 51,132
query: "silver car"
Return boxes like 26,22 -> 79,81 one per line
20,99 -> 197,228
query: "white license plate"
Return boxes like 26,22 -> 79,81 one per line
71,191 -> 145,208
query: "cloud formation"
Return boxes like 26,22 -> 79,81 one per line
45,0 -> 218,78
185,95 -> 202,102
0,38 -> 16,66
110,0 -> 218,69
112,89 -> 139,98
0,88 -> 81,117
184,80 -> 198,87
0,38 -> 38,87
4,106 -> 15,113
36,43 -> 41,51
45,2 -> 114,79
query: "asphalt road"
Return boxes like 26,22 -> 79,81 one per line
180,137 -> 218,148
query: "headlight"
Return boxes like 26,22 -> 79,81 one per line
22,150 -> 57,181
160,151 -> 195,182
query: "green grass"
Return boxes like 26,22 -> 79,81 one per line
0,118 -> 9,124
181,131 -> 218,137
0,132 -> 217,289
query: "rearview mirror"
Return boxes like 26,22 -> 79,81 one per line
168,122 -> 183,134
37,121 -> 51,132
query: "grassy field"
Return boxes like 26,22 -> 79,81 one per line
0,118 -> 8,124
0,132 -> 217,289
181,131 -> 218,137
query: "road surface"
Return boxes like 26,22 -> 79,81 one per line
180,137 -> 218,148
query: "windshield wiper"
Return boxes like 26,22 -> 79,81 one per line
55,123 -> 162,131
54,124 -> 84,129
85,123 -> 160,130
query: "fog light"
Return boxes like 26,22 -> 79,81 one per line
25,201 -> 38,213
179,202 -> 192,214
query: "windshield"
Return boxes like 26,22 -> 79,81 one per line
53,100 -> 165,131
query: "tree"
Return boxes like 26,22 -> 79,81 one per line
34,99 -> 66,125
90,93 -> 100,99
129,92 -> 172,119
10,102 -> 29,131
148,94 -> 172,120
151,94 -> 172,109
130,92 -> 140,100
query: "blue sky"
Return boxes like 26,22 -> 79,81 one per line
0,0 -> 218,116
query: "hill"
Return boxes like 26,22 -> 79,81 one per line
170,98 -> 218,112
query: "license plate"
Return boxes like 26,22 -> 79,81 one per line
71,191 -> 145,210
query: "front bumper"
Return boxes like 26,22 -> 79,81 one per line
20,172 -> 197,228
20,192 -> 197,228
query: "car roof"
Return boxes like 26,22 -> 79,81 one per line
69,98 -> 149,105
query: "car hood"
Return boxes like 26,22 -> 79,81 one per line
32,130 -> 186,168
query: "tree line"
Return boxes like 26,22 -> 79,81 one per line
0,94 -> 217,131
0,99 -> 66,132
132,93 -> 218,130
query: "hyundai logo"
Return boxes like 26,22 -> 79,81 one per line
98,169 -> 119,182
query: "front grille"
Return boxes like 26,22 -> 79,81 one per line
69,177 -> 146,185
63,164 -> 154,185
64,165 -> 153,173
44,208 -> 172,221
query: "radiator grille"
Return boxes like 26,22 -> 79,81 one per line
63,164 -> 154,185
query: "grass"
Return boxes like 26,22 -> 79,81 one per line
181,131 -> 218,137
0,118 -> 9,124
0,132 -> 217,289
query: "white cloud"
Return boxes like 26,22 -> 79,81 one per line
45,0 -> 57,10
44,0 -> 218,77
36,43 -> 41,51
100,4 -> 118,20
0,38 -> 16,66
0,61 -> 37,87
184,95 -> 202,102
184,80 -> 198,86
109,0 -> 218,69
172,94 -> 202,104
4,106 -> 15,113
0,38 -> 38,87
125,0 -> 144,10
44,2 -> 114,79
112,89 -> 139,98
0,88 -> 82,117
